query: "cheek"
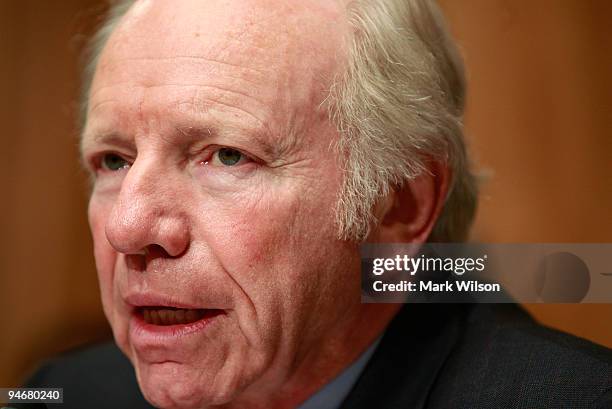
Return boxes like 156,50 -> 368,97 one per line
88,197 -> 118,315
218,187 -> 332,270
199,178 -> 343,324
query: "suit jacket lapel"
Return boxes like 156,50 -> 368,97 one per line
341,304 -> 465,409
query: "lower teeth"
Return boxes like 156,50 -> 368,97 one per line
142,308 -> 205,326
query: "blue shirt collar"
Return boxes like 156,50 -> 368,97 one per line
297,338 -> 381,409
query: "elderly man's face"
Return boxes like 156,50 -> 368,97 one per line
82,0 -> 363,407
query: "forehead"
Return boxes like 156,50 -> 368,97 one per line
84,0 -> 350,156
88,0 -> 348,120
106,0 -> 347,62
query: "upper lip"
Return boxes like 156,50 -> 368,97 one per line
123,292 -> 206,310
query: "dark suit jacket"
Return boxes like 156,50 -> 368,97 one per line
21,304 -> 612,408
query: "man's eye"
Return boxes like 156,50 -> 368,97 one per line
101,153 -> 130,171
213,148 -> 246,166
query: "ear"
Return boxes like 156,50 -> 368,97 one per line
370,160 -> 450,243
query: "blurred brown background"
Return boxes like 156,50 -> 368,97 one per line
1,0 -> 611,387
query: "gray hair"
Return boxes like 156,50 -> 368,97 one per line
81,0 -> 478,243
329,0 -> 478,241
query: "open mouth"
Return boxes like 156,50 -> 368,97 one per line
137,307 -> 224,326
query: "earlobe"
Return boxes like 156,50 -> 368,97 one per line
372,161 -> 450,243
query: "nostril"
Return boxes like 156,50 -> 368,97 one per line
143,243 -> 186,263
125,244 -> 178,272
145,244 -> 170,258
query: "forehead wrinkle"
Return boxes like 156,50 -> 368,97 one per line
87,98 -> 119,117
96,55 -> 268,85
88,80 -> 259,114
91,57 -> 268,105
87,82 -> 270,136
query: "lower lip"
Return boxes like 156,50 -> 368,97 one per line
129,309 -> 224,345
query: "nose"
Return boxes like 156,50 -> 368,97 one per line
105,157 -> 190,258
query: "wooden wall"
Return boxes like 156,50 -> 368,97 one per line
439,0 -> 612,352
0,0 -> 111,388
1,0 -> 610,387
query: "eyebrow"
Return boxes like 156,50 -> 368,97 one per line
81,123 -> 290,165
80,132 -> 136,158
175,123 -> 288,160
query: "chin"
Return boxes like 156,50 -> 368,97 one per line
135,361 -> 237,409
